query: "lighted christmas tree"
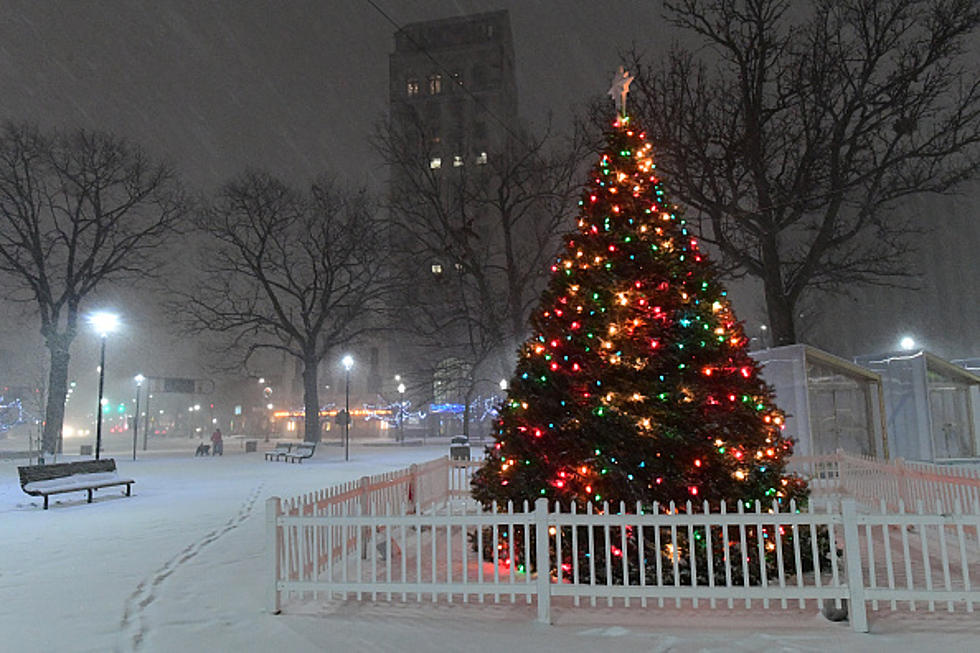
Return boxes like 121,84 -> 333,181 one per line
473,69 -> 808,515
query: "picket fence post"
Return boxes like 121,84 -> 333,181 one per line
408,463 -> 419,513
534,497 -> 552,624
841,499 -> 868,632
266,496 -> 282,614
360,476 -> 371,559
896,458 -> 911,509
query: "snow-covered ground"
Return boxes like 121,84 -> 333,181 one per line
2,437 -> 978,652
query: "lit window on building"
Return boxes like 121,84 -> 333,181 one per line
406,79 -> 420,97
476,152 -> 488,165
453,155 -> 463,167
428,74 -> 442,95
429,157 -> 442,169
431,263 -> 443,275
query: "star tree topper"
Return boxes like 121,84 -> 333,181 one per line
608,66 -> 634,117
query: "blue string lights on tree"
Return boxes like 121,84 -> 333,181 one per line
0,395 -> 25,432
472,69 -> 808,515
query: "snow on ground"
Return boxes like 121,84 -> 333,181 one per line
2,436 -> 978,652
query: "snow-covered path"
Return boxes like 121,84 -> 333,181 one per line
2,443 -> 978,652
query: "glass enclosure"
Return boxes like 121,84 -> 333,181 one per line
751,345 -> 885,459
806,358 -> 878,456
856,352 -> 980,462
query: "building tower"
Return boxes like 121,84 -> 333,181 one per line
388,10 -> 517,171
384,11 -> 520,434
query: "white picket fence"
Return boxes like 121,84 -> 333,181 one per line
789,451 -> 980,513
267,456 -> 980,631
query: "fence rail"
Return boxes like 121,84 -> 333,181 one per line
789,451 -> 980,513
268,455 -> 980,631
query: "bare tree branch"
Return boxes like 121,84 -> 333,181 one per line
0,122 -> 186,453
374,112 -> 589,436
172,171 -> 387,442
629,0 -> 980,344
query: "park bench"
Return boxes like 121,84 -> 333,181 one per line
265,442 -> 292,461
18,459 -> 134,510
283,442 -> 315,463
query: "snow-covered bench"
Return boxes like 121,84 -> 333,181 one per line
18,459 -> 134,510
282,443 -> 315,463
265,442 -> 292,461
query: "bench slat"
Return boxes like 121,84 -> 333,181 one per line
17,458 -> 134,509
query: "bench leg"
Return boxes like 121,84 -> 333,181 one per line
87,488 -> 93,503
44,495 -> 48,510
126,484 -> 132,497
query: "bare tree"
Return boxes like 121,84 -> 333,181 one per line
0,123 -> 185,454
375,115 -> 588,437
628,0 -> 980,345
176,172 -> 387,443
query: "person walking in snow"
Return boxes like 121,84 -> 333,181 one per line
210,427 -> 223,456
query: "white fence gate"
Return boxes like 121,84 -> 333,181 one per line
267,456 -> 980,631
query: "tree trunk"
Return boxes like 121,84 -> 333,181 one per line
760,237 -> 798,347
763,280 -> 798,347
41,332 -> 72,455
461,386 -> 473,440
301,355 -> 320,443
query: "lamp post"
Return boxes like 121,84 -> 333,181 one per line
132,374 -> 144,461
342,354 -> 353,461
397,382 -> 406,443
143,390 -> 151,451
89,311 -> 119,460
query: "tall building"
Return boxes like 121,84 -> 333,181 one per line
382,11 -> 520,433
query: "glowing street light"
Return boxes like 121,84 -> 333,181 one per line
900,336 -> 916,351
397,381 -> 406,443
342,354 -> 354,461
499,379 -> 508,391
88,311 -> 119,460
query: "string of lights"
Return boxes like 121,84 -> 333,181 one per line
473,110 -> 807,513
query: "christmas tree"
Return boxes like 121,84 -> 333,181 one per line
472,70 -> 808,515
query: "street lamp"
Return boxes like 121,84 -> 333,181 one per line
342,354 -> 354,461
499,379 -> 508,391
143,390 -> 152,451
397,381 -> 406,443
132,374 -> 145,461
900,335 -> 916,351
89,311 -> 119,460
